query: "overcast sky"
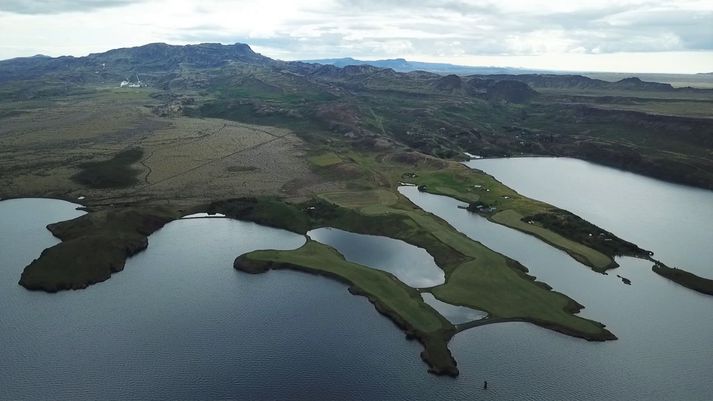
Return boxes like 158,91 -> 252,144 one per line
1,0 -> 711,73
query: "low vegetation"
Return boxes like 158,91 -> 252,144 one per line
71,148 -> 144,189
20,206 -> 179,292
380,153 -> 623,271
652,263 -> 713,296
524,210 -> 651,259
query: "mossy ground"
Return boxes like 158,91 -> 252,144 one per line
19,206 -> 179,292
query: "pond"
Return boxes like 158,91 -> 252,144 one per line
308,227 -> 445,287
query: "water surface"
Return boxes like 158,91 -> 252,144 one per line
401,185 -> 713,401
3,187 -> 713,400
308,227 -> 445,287
468,157 -> 713,278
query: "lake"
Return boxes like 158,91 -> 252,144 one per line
467,157 -> 713,279
2,153 -> 713,401
401,184 -> 713,401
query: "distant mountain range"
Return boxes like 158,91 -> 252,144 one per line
0,42 -> 706,94
301,57 -> 548,75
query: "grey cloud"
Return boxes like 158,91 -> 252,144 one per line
0,0 -> 143,15
170,0 -> 713,60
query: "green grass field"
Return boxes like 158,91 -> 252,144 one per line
492,210 -> 614,271
308,152 -> 343,167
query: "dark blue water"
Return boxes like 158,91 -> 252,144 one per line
3,177 -> 713,401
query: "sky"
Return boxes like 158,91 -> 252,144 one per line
0,0 -> 712,73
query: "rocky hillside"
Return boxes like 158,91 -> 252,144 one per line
1,42 -> 712,190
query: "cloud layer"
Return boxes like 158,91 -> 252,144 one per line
1,0 -> 711,72
0,0 -> 144,14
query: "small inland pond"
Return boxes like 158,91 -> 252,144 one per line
307,227 -> 445,287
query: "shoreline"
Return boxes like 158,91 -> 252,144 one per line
468,154 -> 713,192
651,262 -> 713,296
8,191 -> 620,377
234,243 -> 460,377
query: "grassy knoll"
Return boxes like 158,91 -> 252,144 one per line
652,263 -> 713,296
353,198 -> 615,340
430,259 -> 612,338
225,189 -> 615,374
236,241 -> 458,376
19,206 -> 179,292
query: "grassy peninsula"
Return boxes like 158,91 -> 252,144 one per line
652,263 -> 713,296
387,155 -> 650,272
221,185 -> 616,374
20,206 -> 179,292
235,241 -> 459,376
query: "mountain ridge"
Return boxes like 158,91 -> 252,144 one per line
301,56 -> 544,75
1,42 -> 703,94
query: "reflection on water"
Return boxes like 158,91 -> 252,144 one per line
308,227 -> 445,287
421,292 -> 487,324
